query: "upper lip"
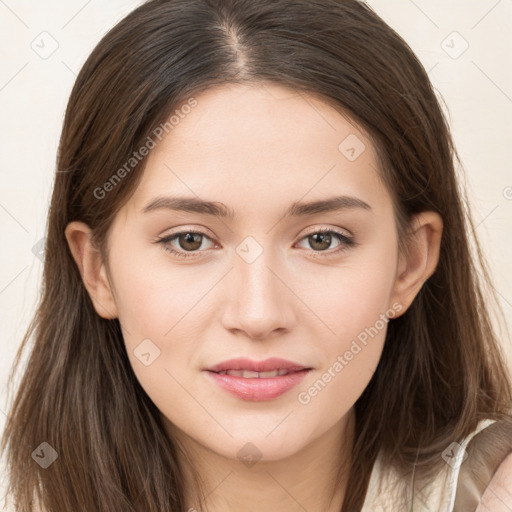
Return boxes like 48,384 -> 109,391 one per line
206,357 -> 311,373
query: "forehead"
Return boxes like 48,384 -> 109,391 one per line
126,83 -> 391,219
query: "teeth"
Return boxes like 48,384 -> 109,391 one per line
244,370 -> 260,378
258,370 -> 280,378
217,369 -> 293,378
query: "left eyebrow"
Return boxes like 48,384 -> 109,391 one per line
141,195 -> 373,218
284,195 -> 373,217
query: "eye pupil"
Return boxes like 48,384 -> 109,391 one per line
309,232 -> 331,251
180,232 -> 202,251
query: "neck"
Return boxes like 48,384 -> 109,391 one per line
168,408 -> 356,512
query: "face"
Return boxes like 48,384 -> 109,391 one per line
99,83 -> 404,461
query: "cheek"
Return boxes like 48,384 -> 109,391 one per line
108,242 -> 205,340
295,241 -> 398,350
107,245 -> 215,391
294,242 -> 398,411
108,255 -> 202,413
296,280 -> 391,421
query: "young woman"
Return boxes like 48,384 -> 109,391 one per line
2,0 -> 512,510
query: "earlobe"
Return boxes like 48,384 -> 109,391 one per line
64,221 -> 118,319
390,211 -> 443,317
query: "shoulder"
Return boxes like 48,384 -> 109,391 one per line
476,451 -> 512,511
454,417 -> 512,511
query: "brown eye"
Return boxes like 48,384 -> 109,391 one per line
177,232 -> 204,251
296,229 -> 356,256
156,230 -> 216,259
307,232 -> 333,251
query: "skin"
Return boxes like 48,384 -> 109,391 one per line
477,453 -> 512,511
66,83 -> 444,511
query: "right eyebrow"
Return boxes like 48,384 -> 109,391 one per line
142,196 -> 235,218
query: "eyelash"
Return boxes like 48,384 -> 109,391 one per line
155,228 -> 356,260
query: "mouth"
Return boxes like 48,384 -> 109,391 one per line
204,358 -> 312,401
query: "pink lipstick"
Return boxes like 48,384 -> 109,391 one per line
204,357 -> 312,401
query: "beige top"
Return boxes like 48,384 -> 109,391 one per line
361,417 -> 512,511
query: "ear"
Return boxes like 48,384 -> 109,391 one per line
390,211 -> 443,318
64,221 -> 118,319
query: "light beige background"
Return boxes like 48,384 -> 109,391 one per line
1,0 -> 511,501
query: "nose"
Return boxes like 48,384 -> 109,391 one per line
220,250 -> 297,340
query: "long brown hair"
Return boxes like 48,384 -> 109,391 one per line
2,0 -> 511,510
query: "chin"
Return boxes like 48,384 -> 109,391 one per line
205,424 -> 315,464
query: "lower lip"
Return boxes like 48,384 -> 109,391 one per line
204,369 -> 311,401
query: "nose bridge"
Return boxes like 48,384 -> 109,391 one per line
222,237 -> 294,338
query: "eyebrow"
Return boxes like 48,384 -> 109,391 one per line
141,195 -> 372,218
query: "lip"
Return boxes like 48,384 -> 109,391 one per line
205,357 -> 310,373
204,357 -> 312,401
